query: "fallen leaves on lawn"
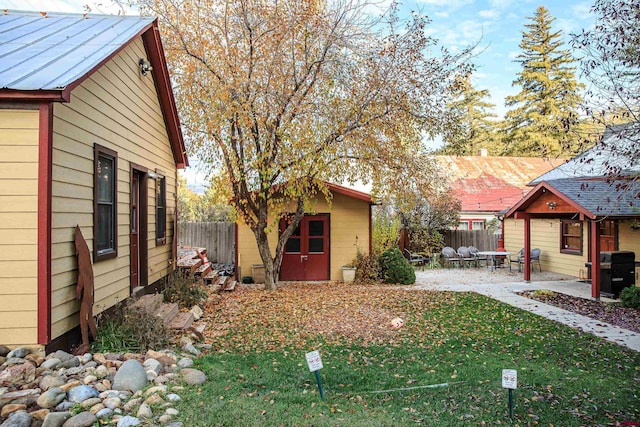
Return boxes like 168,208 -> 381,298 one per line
203,282 -> 453,352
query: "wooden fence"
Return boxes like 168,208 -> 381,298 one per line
178,222 -> 235,263
443,230 -> 501,251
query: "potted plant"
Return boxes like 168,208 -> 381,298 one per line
342,264 -> 357,283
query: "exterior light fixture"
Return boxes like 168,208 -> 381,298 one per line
139,58 -> 153,76
546,201 -> 557,210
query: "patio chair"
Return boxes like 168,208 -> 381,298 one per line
468,246 -> 487,267
457,246 -> 478,268
404,248 -> 429,269
509,248 -> 542,272
530,248 -> 542,272
508,248 -> 524,272
441,246 -> 461,268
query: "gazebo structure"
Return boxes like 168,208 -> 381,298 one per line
504,178 -> 640,299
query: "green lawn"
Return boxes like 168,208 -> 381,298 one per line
174,284 -> 640,426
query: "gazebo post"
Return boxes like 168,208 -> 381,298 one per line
590,219 -> 601,300
523,215 -> 531,282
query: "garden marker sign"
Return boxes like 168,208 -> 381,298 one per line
502,369 -> 517,417
306,350 -> 325,400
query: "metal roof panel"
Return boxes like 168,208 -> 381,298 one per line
0,11 -> 154,91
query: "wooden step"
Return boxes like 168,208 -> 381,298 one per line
134,294 -> 163,314
204,270 -> 219,285
168,312 -> 194,330
223,280 -> 237,291
177,258 -> 202,274
195,263 -> 212,278
155,303 -> 179,325
215,276 -> 228,288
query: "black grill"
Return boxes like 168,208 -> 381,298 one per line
599,251 -> 635,298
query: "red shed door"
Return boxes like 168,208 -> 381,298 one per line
280,215 -> 329,281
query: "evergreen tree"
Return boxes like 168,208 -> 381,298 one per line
441,73 -> 500,155
502,6 -> 584,157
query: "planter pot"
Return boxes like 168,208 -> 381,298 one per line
342,267 -> 356,283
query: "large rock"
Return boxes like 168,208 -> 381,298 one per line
0,362 -> 36,387
145,350 -> 176,367
5,348 -> 29,359
37,387 -> 66,408
67,385 -> 98,403
0,411 -> 31,427
177,358 -> 193,369
40,375 -> 65,391
116,416 -> 141,427
180,368 -> 206,385
42,411 -> 71,427
49,351 -> 74,363
40,358 -> 61,370
0,404 -> 26,418
142,359 -> 162,375
0,389 -> 39,406
0,346 -> 9,357
61,411 -> 96,427
112,360 -> 147,392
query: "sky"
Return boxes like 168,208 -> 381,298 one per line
2,0 -> 597,192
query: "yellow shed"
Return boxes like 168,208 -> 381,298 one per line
236,183 -> 373,282
0,12 -> 187,352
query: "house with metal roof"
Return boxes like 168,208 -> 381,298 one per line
0,11 -> 188,351
504,125 -> 640,299
434,152 -> 563,230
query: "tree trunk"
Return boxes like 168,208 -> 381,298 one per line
252,201 -> 305,290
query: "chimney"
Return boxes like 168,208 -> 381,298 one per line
478,148 -> 488,157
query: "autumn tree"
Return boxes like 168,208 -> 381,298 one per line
142,0 -> 471,289
177,175 -> 234,223
440,73 -> 499,156
571,0 -> 640,171
502,6 -> 584,157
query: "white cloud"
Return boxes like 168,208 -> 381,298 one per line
478,9 -> 500,19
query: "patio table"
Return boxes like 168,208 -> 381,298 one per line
476,251 -> 510,271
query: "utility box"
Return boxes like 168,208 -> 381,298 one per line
251,264 -> 265,284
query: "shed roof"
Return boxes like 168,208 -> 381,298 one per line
0,11 -> 188,167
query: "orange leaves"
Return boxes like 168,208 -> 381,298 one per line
204,282 -> 450,353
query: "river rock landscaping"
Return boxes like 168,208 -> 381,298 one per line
0,342 -> 208,427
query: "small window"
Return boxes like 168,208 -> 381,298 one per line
472,220 -> 485,230
560,220 -> 582,255
457,221 -> 470,230
284,224 -> 301,253
156,174 -> 166,245
94,144 -> 118,261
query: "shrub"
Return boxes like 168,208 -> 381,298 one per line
532,289 -> 555,297
378,247 -> 416,285
163,270 -> 208,308
92,298 -> 170,353
620,286 -> 640,309
353,251 -> 381,284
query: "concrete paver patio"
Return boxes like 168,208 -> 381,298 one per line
412,268 -> 640,352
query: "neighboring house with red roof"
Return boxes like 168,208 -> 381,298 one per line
435,152 -> 564,230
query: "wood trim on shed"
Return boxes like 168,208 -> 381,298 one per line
37,102 -> 53,345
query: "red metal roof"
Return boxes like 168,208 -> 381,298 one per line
436,156 -> 564,212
